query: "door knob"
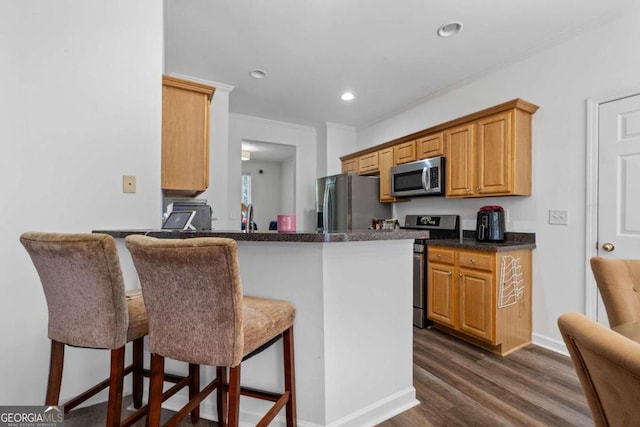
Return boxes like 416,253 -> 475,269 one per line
602,242 -> 615,252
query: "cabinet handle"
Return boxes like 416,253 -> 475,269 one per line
469,259 -> 476,264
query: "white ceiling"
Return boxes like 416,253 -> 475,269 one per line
165,0 -> 636,129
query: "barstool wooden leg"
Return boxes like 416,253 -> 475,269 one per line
132,337 -> 144,408
228,366 -> 241,427
189,363 -> 200,423
283,327 -> 297,427
106,346 -> 125,427
216,366 -> 227,425
45,340 -> 65,407
147,354 -> 165,427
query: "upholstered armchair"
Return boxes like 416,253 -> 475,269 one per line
590,257 -> 640,328
558,312 -> 640,426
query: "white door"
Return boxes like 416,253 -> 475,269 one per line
596,93 -> 640,323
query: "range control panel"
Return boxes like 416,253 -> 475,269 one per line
403,214 -> 458,231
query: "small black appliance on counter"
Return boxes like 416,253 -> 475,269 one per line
171,199 -> 213,230
476,205 -> 506,242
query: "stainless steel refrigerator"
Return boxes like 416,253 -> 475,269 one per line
316,173 -> 391,232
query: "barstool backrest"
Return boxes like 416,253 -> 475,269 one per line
590,257 -> 640,328
20,232 -> 128,349
125,235 -> 244,367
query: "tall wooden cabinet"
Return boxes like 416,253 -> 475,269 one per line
161,75 -> 215,196
379,147 -> 397,202
427,245 -> 532,356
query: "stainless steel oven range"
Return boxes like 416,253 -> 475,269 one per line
402,214 -> 460,328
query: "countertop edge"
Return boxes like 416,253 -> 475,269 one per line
92,229 -> 430,243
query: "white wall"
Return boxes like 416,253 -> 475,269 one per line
229,114 -> 317,231
325,122 -> 357,177
0,1 -> 163,404
242,160 -> 283,230
356,4 -> 640,352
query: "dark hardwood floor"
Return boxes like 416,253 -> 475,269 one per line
378,326 -> 592,427
65,327 -> 592,426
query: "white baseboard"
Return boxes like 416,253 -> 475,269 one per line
532,333 -> 568,356
325,387 -> 419,427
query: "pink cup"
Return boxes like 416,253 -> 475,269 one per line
277,214 -> 296,232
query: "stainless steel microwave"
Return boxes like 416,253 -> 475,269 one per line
390,156 -> 444,197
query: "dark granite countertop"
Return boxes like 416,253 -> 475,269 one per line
427,231 -> 536,252
94,229 -> 535,249
93,229 -> 431,243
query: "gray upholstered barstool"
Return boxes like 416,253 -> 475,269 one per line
125,235 -> 297,427
20,232 -> 152,426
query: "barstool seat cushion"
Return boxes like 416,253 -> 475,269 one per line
126,290 -> 149,342
243,296 -> 295,356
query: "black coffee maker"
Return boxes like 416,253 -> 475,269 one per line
476,205 -> 506,242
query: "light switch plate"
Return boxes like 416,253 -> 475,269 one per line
123,175 -> 136,193
549,209 -> 568,225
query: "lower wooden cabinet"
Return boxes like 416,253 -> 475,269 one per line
427,245 -> 532,356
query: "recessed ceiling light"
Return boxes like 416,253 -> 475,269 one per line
341,92 -> 355,101
437,21 -> 463,37
249,69 -> 267,79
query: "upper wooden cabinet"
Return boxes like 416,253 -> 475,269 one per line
394,140 -> 417,165
417,132 -> 444,159
339,98 -> 538,200
342,158 -> 358,174
445,108 -> 532,198
379,147 -> 397,203
358,151 -> 379,174
444,123 -> 475,197
161,75 -> 215,196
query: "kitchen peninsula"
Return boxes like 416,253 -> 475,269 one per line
96,229 -> 426,427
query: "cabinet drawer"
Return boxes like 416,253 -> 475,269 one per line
428,247 -> 455,265
458,251 -> 494,271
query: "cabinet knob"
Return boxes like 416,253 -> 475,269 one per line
437,254 -> 441,258
470,259 -> 476,264
458,273 -> 463,278
446,271 -> 452,276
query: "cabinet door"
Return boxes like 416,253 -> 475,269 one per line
445,123 -> 475,197
428,262 -> 457,327
458,267 -> 495,343
161,76 -> 214,196
358,152 -> 379,174
476,111 -> 513,195
342,158 -> 358,173
417,132 -> 444,159
379,147 -> 396,202
394,140 -> 417,164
